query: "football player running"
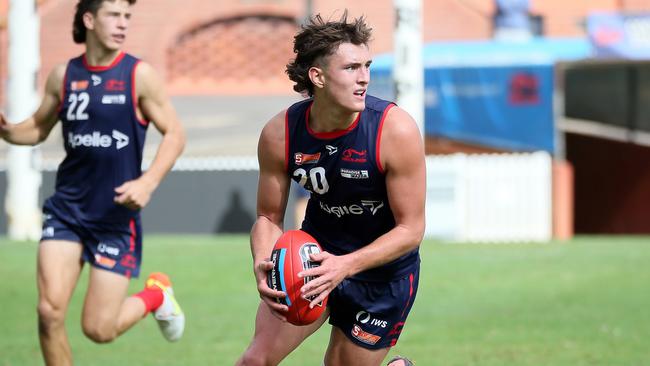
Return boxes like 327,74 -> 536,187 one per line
0,1 -> 185,365
237,11 -> 425,366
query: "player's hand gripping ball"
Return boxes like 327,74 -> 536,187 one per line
267,230 -> 328,326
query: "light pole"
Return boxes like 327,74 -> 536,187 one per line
393,0 -> 424,139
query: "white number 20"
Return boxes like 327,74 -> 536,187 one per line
293,167 -> 329,194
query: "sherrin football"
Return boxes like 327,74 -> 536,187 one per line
267,230 -> 328,326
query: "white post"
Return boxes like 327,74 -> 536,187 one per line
6,0 -> 42,241
393,0 -> 424,139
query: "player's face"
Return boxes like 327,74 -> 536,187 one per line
320,42 -> 371,112
87,0 -> 132,50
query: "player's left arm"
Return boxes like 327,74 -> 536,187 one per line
300,106 -> 425,306
114,62 -> 186,210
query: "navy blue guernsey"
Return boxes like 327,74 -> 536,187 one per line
286,95 -> 419,282
50,52 -> 148,225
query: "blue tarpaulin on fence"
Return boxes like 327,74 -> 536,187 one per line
369,38 -> 591,153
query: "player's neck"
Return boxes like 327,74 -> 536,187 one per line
84,42 -> 122,67
309,99 -> 359,133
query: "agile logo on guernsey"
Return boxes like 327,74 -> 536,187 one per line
68,130 -> 130,150
318,200 -> 385,218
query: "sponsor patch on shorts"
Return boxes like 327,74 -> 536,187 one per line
94,254 -> 116,269
351,324 -> 381,345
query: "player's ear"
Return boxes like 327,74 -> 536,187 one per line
308,66 -> 325,90
83,11 -> 95,31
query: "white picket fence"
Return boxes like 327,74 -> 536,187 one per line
425,152 -> 553,243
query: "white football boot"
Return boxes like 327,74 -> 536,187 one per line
145,272 -> 185,342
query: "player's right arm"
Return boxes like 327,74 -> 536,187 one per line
250,110 -> 291,320
0,64 -> 65,145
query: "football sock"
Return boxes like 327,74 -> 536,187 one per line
134,288 -> 164,314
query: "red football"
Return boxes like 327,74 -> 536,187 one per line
267,230 -> 328,326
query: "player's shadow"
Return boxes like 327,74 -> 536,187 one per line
215,190 -> 254,233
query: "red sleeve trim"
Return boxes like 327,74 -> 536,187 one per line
284,109 -> 290,173
131,60 -> 149,127
57,63 -> 70,113
375,103 -> 395,174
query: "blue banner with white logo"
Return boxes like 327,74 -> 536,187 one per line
368,38 -> 592,153
425,65 -> 554,152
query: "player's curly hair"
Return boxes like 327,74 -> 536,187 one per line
73,0 -> 136,44
286,11 -> 372,97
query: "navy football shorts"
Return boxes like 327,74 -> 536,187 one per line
40,207 -> 142,279
328,264 -> 420,349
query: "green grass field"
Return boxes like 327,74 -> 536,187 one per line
1,235 -> 649,365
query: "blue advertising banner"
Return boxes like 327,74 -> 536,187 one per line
425,65 -> 554,152
587,12 -> 650,60
368,38 -> 591,154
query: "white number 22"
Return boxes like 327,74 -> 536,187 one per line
66,92 -> 90,121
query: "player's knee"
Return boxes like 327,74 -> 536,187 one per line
82,321 -> 118,344
37,299 -> 66,331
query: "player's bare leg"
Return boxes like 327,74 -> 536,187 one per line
236,303 -> 329,366
37,240 -> 84,366
81,267 -> 145,342
324,327 -> 391,366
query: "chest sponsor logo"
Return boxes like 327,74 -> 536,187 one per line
106,79 -> 126,91
295,152 -> 321,165
342,148 -> 367,163
91,74 -> 102,86
102,94 -> 126,105
325,145 -> 338,155
356,311 -> 389,328
340,168 -> 369,179
318,200 -> 384,218
67,129 -> 130,150
351,325 -> 381,345
70,80 -> 89,91
112,130 -> 129,149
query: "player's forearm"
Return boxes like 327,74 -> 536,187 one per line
140,127 -> 185,188
346,223 -> 423,277
250,215 -> 284,264
2,118 -> 48,145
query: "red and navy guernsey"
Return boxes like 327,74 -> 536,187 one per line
48,52 -> 149,227
285,95 -> 420,282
